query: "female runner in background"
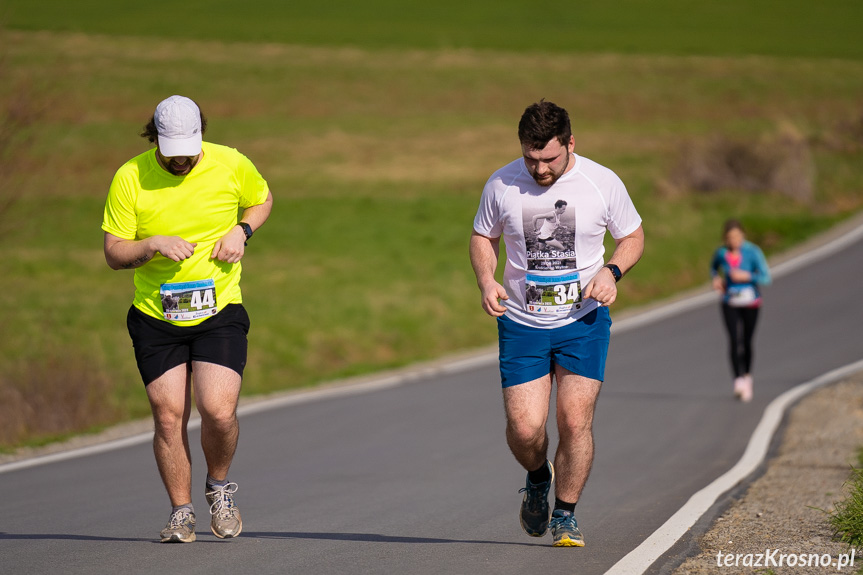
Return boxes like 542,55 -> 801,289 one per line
710,219 -> 771,402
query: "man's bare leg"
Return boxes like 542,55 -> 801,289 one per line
146,364 -> 193,507
553,366 -> 602,504
193,361 -> 243,538
503,374 -> 553,471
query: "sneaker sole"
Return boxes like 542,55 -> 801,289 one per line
553,537 -> 585,547
161,532 -> 196,543
211,523 -> 243,539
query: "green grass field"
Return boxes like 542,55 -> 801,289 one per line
1,3 -> 862,448
4,0 -> 863,59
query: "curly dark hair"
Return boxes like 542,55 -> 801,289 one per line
517,99 -> 572,151
140,101 -> 208,144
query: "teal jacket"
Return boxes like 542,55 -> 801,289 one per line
710,240 -> 771,306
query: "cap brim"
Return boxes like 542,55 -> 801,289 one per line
158,133 -> 202,157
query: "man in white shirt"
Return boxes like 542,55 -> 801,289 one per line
470,100 -> 644,547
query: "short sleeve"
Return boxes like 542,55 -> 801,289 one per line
102,167 -> 139,240
605,173 -> 642,239
473,178 -> 504,238
235,152 -> 269,208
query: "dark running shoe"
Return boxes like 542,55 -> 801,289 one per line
518,460 -> 554,537
549,509 -> 585,547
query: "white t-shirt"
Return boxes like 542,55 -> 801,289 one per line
473,153 -> 642,329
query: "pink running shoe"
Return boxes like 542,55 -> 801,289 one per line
733,377 -> 746,400
740,375 -> 753,402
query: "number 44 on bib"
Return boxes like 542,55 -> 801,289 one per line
159,279 -> 218,321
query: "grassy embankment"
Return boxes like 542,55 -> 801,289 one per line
1,1 -> 862,448
828,450 -> 863,560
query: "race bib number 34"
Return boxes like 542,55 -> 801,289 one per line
525,273 -> 582,315
160,279 -> 218,321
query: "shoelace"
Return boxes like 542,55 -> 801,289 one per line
207,482 -> 239,519
518,481 -> 549,512
551,513 -> 578,530
167,508 -> 193,529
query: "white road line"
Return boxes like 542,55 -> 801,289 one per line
769,219 -> 863,278
0,431 -> 155,475
0,353 -> 497,475
605,358 -> 863,575
3,218 -> 863,495
610,217 -> 863,334
602,219 -> 863,574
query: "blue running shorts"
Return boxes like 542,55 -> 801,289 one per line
496,307 -> 611,387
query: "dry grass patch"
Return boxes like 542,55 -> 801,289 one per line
248,124 -> 515,190
817,109 -> 863,153
659,121 -> 816,202
0,355 -> 122,448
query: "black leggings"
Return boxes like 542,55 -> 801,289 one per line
721,303 -> 760,378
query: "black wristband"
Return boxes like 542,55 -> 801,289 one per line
238,222 -> 253,245
604,263 -> 622,282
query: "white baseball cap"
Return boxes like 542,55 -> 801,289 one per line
154,95 -> 202,157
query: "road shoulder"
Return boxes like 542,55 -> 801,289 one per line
668,372 -> 863,574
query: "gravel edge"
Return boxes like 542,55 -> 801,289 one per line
667,372 -> 863,575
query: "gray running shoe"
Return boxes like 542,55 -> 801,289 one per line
549,509 -> 585,547
160,508 -> 196,543
206,482 -> 242,538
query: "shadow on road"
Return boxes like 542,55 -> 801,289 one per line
244,531 -> 542,547
0,532 -> 152,543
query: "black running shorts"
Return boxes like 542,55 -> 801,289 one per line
126,304 -> 250,386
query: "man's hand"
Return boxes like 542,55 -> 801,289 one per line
152,236 -> 197,262
470,231 -> 509,317
211,225 -> 246,264
583,225 -> 644,307
479,280 -> 509,317
583,267 -> 618,307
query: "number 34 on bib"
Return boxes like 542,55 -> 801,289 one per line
525,272 -> 582,315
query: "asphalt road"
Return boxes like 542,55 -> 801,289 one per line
2,223 -> 862,575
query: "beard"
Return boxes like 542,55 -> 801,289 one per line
532,171 -> 559,187
529,154 -> 570,187
157,152 -> 199,176
166,159 -> 194,176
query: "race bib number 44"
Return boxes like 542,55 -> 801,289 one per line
160,279 -> 218,321
525,273 -> 582,315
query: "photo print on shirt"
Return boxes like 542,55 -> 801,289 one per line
522,195 -> 577,272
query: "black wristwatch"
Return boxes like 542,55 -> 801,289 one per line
238,222 -> 253,245
604,263 -> 622,283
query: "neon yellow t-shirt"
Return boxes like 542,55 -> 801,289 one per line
102,142 -> 269,326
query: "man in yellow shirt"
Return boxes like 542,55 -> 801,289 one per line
102,95 -> 273,543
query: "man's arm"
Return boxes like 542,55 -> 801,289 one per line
582,224 -> 645,307
104,232 -> 197,270
211,191 -> 274,263
469,230 -> 509,317
531,211 -> 554,232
